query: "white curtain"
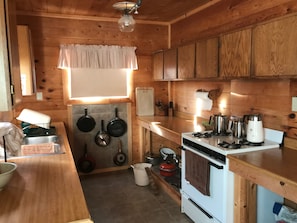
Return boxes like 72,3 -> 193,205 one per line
57,44 -> 138,70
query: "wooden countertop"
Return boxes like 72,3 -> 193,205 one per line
137,116 -> 202,144
228,147 -> 297,204
0,122 -> 91,223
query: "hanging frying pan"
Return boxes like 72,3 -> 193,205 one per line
107,108 -> 127,137
77,144 -> 96,173
113,139 -> 126,166
76,108 -> 96,132
95,120 -> 111,147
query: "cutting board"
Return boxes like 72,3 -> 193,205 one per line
136,87 -> 154,116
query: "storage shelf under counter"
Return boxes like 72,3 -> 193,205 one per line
137,116 -> 200,204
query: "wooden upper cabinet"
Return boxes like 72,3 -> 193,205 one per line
164,48 -> 177,80
196,37 -> 218,78
219,29 -> 251,78
153,51 -> 164,80
177,43 -> 195,79
0,0 -> 22,111
253,15 -> 297,77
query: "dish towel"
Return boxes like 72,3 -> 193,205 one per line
185,149 -> 210,196
0,122 -> 24,156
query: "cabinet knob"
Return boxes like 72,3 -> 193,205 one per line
280,181 -> 285,186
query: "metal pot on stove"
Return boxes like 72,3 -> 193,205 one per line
210,114 -> 229,134
231,118 -> 246,138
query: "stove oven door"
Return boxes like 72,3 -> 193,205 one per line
181,146 -> 227,223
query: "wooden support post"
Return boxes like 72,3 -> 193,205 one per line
233,174 -> 257,223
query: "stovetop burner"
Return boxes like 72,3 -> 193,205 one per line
193,132 -> 212,138
218,141 -> 241,149
238,139 -> 264,146
192,131 -> 231,138
218,139 -> 264,149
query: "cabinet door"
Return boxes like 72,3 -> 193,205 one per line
178,43 -> 195,79
196,38 -> 218,78
253,15 -> 297,76
153,51 -> 164,80
164,48 -> 177,80
219,29 -> 251,78
0,0 -> 21,111
5,0 -> 22,105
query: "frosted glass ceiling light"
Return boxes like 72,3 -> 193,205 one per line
118,14 -> 135,32
113,1 -> 142,32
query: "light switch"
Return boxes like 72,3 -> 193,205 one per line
36,92 -> 43,101
292,97 -> 297,111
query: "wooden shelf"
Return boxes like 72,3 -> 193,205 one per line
151,165 -> 181,205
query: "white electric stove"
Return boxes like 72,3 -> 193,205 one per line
181,128 -> 283,223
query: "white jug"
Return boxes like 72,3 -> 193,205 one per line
246,114 -> 264,143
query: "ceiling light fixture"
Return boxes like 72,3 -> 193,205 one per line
113,1 -> 142,32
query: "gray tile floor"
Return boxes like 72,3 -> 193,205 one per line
80,169 -> 193,223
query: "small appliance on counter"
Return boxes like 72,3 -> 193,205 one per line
246,114 -> 264,143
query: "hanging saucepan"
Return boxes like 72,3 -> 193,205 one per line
76,108 -> 96,132
77,144 -> 96,173
107,108 -> 127,137
113,139 -> 126,166
95,120 -> 111,147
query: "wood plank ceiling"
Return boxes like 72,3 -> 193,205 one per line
15,0 -> 219,23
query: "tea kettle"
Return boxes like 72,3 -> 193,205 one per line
246,114 -> 264,143
210,114 -> 228,134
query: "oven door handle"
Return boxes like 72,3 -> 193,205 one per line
208,161 -> 224,169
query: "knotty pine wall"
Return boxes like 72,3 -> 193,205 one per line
171,0 -> 297,47
171,79 -> 297,134
14,15 -> 169,163
10,0 -> 297,164
169,0 -> 297,140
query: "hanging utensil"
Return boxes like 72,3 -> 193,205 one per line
95,120 -> 111,147
113,139 -> 126,166
76,108 -> 96,132
107,108 -> 127,137
77,144 -> 96,173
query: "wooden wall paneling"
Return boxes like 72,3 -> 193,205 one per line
252,15 -> 297,76
196,37 -> 218,78
219,29 -> 251,78
177,43 -> 195,79
172,81 -> 231,120
230,79 -> 291,131
171,0 -> 297,47
286,80 -> 297,138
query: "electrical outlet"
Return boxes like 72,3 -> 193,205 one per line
292,97 -> 297,111
36,92 -> 43,101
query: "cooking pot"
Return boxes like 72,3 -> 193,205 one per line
159,147 -> 176,161
231,118 -> 246,138
159,162 -> 177,177
210,114 -> 228,135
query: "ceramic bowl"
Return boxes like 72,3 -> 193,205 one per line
0,162 -> 17,191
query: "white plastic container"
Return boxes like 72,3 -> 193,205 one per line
131,163 -> 152,186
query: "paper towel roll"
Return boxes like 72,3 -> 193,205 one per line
196,91 -> 213,111
196,91 -> 209,100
